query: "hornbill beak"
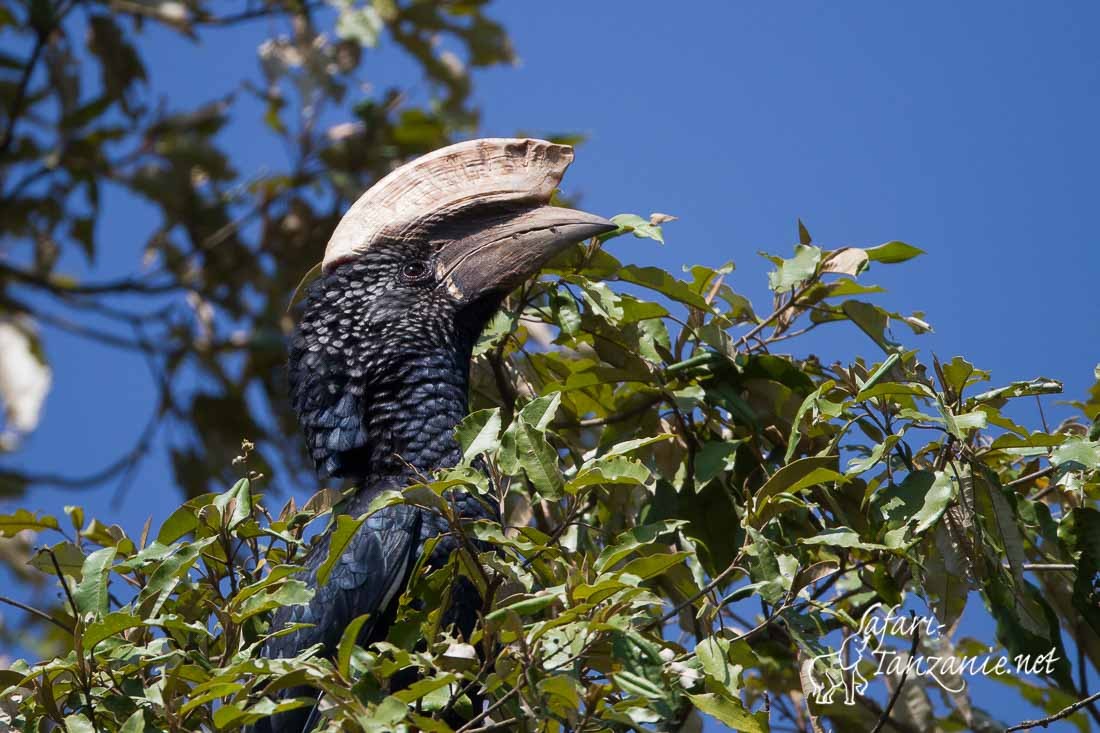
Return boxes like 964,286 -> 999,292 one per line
437,206 -> 616,301
320,138 -> 614,297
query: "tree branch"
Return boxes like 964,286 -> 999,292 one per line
190,0 -> 325,27
0,594 -> 73,635
869,612 -> 921,733
0,262 -> 179,296
1005,465 -> 1056,490
1005,689 -> 1100,732
0,29 -> 46,157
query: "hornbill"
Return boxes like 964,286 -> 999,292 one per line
255,138 -> 615,731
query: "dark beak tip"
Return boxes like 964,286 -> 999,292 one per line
557,210 -> 617,241
578,219 -> 619,239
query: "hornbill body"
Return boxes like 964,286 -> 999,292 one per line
255,139 -> 614,732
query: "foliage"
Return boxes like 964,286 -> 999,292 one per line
0,0 -> 516,499
3,221 -> 1100,732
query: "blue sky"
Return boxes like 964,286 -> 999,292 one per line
3,2 -> 1099,729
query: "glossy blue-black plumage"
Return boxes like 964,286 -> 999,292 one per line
253,250 -> 500,733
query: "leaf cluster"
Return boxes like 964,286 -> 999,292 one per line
4,223 -> 1100,732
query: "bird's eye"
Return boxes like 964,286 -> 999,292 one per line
399,261 -> 432,284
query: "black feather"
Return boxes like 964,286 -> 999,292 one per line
254,245 -> 500,732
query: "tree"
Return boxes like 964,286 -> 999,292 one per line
0,0 -> 517,499
3,217 -> 1099,731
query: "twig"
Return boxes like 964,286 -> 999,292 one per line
572,397 -> 661,428
1019,563 -> 1074,572
0,594 -> 73,634
11,411 -> 159,490
1005,465 -> 1056,490
1005,689 -> 1100,732
460,718 -> 519,733
735,278 -> 817,351
48,549 -> 103,732
0,30 -> 45,156
131,0 -> 325,27
645,558 -> 745,630
1035,395 -> 1050,434
47,548 -> 80,617
869,611 -> 921,733
0,262 -> 178,296
454,686 -> 519,733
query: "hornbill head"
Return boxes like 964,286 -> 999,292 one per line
290,138 -> 615,479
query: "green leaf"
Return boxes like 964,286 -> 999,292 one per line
538,675 -> 582,716
617,266 -> 709,309
652,478 -> 743,578
567,455 -> 650,494
156,503 -> 200,544
767,244 -> 821,293
922,527 -> 970,632
876,471 -> 956,549
514,421 -> 564,499
137,537 -> 216,615
595,520 -> 687,572
119,711 -> 145,733
518,392 -> 562,430
609,213 -> 667,244
229,564 -> 304,608
550,289 -> 582,335
619,551 -> 689,580
786,379 -> 838,463
857,353 -> 900,393
750,456 -> 842,527
83,610 -> 142,649
601,434 -> 673,457
846,436 -> 898,475
864,240 -> 924,263
213,478 -> 251,530
798,527 -> 888,550
610,630 -> 667,702
317,514 -> 368,586
232,580 -> 313,622
1052,438 -> 1100,470
500,394 -> 565,498
63,505 -> 84,533
696,636 -> 738,693
455,408 -> 502,463
485,586 -> 564,620
842,300 -> 901,353
939,356 -> 987,396
0,509 -> 60,537
970,378 -> 1062,404
797,218 -> 813,245
394,674 -> 459,706
694,440 -> 742,487
62,715 -> 96,733
688,692 -> 768,732
74,546 -> 116,617
30,541 -> 85,579
337,613 -> 371,679
87,15 -> 147,102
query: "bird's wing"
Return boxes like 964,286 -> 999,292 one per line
253,502 -> 422,733
265,501 -> 423,659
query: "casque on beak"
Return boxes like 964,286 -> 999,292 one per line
437,206 -> 616,301
317,138 -> 614,301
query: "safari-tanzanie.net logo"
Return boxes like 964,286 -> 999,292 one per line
805,603 -> 1061,706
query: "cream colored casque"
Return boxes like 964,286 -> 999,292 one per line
322,138 -> 576,272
